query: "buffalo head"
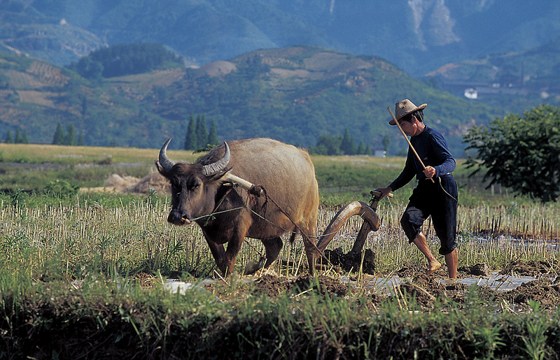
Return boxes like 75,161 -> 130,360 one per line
155,138 -> 231,226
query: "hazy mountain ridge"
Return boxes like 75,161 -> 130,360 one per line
2,0 -> 559,75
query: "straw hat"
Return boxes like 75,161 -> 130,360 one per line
389,99 -> 427,125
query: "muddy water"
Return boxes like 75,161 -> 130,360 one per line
338,272 -> 544,295
165,272 -> 546,296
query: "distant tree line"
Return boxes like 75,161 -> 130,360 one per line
69,43 -> 183,80
311,129 -> 376,155
52,123 -> 84,146
3,129 -> 28,144
184,115 -> 220,150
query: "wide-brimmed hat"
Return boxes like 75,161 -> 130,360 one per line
389,99 -> 427,125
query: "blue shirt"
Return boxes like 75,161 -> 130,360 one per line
389,126 -> 456,191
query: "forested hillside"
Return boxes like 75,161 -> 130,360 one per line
0,46 -> 498,155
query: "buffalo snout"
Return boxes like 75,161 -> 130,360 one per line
167,210 -> 191,225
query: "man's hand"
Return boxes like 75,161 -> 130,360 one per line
423,166 -> 436,179
373,187 -> 393,199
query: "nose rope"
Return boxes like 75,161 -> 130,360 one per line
189,206 -> 246,223
189,187 -> 239,225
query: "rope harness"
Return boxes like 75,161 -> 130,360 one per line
189,182 -> 351,267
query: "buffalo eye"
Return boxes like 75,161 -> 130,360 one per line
186,178 -> 201,191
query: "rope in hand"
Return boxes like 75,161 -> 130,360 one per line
436,177 -> 458,203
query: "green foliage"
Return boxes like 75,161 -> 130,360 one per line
184,115 -> 197,150
9,189 -> 28,209
313,134 -> 342,155
3,128 -> 29,144
522,301 -> 548,360
195,115 -> 208,149
0,48 -> 498,151
52,122 -> 81,145
43,179 -> 79,198
184,115 -> 219,150
3,131 -> 13,143
340,128 -> 356,155
69,43 -> 182,79
312,128 -> 370,155
207,120 -> 219,146
52,122 -> 65,144
464,105 -> 560,202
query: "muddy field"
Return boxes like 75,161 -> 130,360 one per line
160,258 -> 560,313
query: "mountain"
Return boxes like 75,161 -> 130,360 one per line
0,46 -> 497,155
425,36 -> 560,109
2,1 -> 559,155
1,0 -> 559,76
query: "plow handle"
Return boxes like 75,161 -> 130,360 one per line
349,190 -> 392,255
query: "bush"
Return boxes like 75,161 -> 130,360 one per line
464,105 -> 560,202
43,179 -> 79,198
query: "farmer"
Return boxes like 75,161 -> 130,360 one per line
376,99 -> 459,278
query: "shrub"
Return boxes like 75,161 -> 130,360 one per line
464,105 -> 560,202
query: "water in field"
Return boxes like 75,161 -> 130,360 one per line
341,273 -> 541,295
164,272 -> 543,296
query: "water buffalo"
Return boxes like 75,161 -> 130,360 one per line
156,137 -> 379,276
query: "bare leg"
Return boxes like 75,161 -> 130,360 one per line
412,232 -> 442,273
444,248 -> 458,279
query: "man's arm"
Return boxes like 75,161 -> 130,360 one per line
431,132 -> 456,176
387,150 -> 416,191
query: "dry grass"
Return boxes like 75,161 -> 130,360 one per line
2,196 -> 557,281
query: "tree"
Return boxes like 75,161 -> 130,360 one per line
65,124 -> 77,146
207,120 -> 219,146
184,116 -> 197,150
312,134 -> 342,155
70,43 -> 183,79
464,104 -> 560,202
77,131 -> 85,146
52,123 -> 65,144
14,129 -> 28,144
382,134 -> 390,152
356,142 -> 367,155
340,128 -> 356,155
195,115 -> 208,148
4,131 -> 13,143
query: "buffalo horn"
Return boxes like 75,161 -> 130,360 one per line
158,138 -> 175,172
202,142 -> 231,177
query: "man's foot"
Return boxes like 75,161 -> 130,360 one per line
427,260 -> 442,274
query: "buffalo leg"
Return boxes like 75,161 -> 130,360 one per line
302,234 -> 318,274
205,239 -> 228,274
263,237 -> 283,267
244,237 -> 283,275
222,221 -> 251,276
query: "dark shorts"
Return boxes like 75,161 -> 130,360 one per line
400,174 -> 458,255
